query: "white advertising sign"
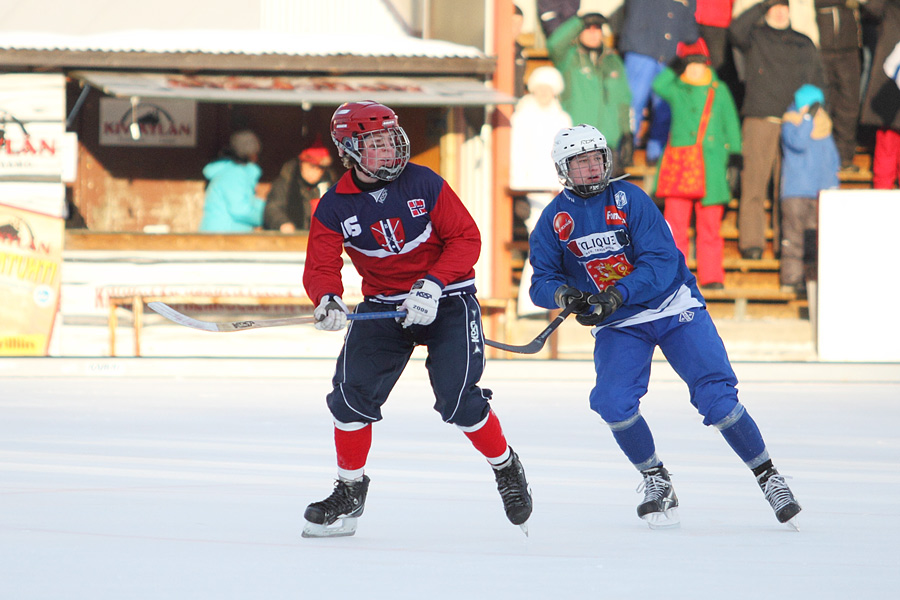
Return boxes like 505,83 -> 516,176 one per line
0,74 -> 67,180
99,97 -> 197,147
818,189 -> 900,362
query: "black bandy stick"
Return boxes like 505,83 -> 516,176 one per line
148,301 -> 405,332
484,302 -> 579,354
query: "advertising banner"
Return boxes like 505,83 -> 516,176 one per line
0,73 -> 70,181
99,97 -> 197,147
0,195 -> 65,355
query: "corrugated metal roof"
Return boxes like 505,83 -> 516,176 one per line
0,29 -> 486,59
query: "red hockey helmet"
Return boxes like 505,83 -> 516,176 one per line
330,101 -> 410,181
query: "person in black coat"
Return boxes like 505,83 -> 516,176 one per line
729,0 -> 825,260
816,0 -> 864,171
264,141 -> 335,233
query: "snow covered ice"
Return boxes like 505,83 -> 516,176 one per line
1,358 -> 898,599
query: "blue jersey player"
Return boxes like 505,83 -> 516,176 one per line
300,101 -> 532,537
528,124 -> 801,530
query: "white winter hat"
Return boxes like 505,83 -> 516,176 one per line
526,66 -> 565,96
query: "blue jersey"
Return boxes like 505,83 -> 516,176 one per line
529,179 -> 704,328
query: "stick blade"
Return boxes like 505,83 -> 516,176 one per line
484,339 -> 544,354
148,301 -> 219,332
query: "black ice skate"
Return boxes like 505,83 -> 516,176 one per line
636,465 -> 680,529
492,448 -> 533,535
302,475 -> 370,538
756,467 -> 802,530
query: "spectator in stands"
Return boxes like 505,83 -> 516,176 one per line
729,0 -> 825,259
547,11 -> 633,175
509,65 -> 572,315
654,38 -> 742,290
779,84 -> 840,297
860,0 -> 900,189
264,139 -> 335,233
619,0 -> 700,165
815,0 -> 864,173
199,130 -> 266,232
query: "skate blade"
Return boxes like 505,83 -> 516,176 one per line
784,516 -> 800,532
642,508 -> 681,530
301,517 -> 358,538
519,521 -> 529,537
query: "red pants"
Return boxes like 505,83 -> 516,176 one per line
873,128 -> 900,189
664,197 -> 725,286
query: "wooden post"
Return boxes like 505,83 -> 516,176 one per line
489,0 -> 515,357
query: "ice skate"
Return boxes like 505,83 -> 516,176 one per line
636,465 -> 680,529
302,475 -> 370,538
492,448 -> 533,535
757,467 -> 801,530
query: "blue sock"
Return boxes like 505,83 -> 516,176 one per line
715,404 -> 769,468
609,413 -> 660,471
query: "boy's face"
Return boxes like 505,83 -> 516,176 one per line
567,150 -> 606,186
358,130 -> 398,174
578,25 -> 604,50
765,4 -> 790,30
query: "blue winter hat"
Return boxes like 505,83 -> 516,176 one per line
794,84 -> 825,109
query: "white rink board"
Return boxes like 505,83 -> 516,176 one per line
818,189 -> 900,361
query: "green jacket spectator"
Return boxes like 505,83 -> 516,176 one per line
547,14 -> 632,169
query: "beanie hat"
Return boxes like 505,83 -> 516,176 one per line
526,66 -> 565,96
581,13 -> 607,29
794,84 -> 825,109
676,38 -> 712,65
229,130 -> 261,160
299,139 -> 333,167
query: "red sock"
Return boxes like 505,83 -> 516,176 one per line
462,411 -> 509,461
334,423 -> 372,471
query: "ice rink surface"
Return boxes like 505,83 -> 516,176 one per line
2,358 -> 899,600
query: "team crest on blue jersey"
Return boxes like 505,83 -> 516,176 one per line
615,190 -> 627,209
679,311 -> 694,323
407,198 -> 427,217
371,218 -> 406,253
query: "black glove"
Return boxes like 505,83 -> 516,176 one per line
670,56 -> 688,77
554,285 -> 591,313
575,286 -> 624,326
726,153 -> 743,199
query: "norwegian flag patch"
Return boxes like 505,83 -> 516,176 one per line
407,198 -> 427,217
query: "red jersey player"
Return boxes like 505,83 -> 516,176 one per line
300,101 -> 532,537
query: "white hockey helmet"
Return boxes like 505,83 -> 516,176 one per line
551,124 -> 613,197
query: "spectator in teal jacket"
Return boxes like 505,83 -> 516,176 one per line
199,130 -> 265,232
547,12 -> 633,174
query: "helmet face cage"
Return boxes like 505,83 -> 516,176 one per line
552,125 -> 613,197
330,101 -> 411,181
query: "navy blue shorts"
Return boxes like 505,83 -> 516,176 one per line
326,295 -> 493,427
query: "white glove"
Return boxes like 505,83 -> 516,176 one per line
314,294 -> 349,331
400,278 -> 442,328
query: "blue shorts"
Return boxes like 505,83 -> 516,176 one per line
326,295 -> 493,427
589,308 -> 739,426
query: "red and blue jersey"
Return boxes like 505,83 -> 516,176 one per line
303,163 -> 480,304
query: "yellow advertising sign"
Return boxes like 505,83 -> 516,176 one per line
0,203 -> 64,355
